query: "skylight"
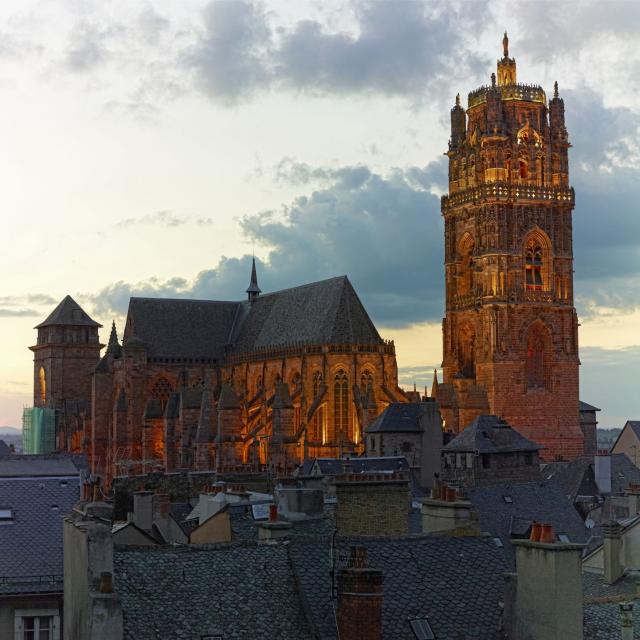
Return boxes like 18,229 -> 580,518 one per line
502,496 -> 513,504
409,617 -> 436,639
0,508 -> 13,521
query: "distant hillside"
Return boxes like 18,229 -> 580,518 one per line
597,428 -> 622,451
0,426 -> 20,435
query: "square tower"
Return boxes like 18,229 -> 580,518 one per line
437,34 -> 583,460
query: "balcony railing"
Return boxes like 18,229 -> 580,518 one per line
467,83 -> 547,109
449,289 -> 566,310
442,182 -> 574,211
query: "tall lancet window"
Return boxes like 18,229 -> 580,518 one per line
334,370 -> 349,442
39,366 -> 46,404
311,372 -> 326,443
525,243 -> 544,290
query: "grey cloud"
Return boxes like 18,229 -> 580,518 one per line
0,294 -> 57,306
87,159 -> 445,325
187,0 -> 486,105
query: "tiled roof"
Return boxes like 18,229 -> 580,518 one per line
289,535 -> 507,640
0,454 -> 85,478
468,482 -> 590,566
299,456 -> 410,476
124,276 -> 383,363
543,456 -> 598,501
0,476 -> 80,593
611,453 -> 640,494
583,573 -> 640,639
114,543 -> 314,640
365,403 -> 426,433
126,298 -> 240,360
444,415 -> 540,453
35,294 -> 101,328
231,275 -> 382,352
579,400 -> 601,412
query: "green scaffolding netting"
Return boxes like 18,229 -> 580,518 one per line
22,407 -> 56,454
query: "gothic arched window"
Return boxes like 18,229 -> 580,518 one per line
39,366 -> 46,404
360,371 -> 374,395
458,325 -> 476,379
311,372 -> 326,443
458,234 -> 475,295
525,243 -> 544,290
150,376 -> 173,409
334,370 -> 349,441
519,160 -> 528,180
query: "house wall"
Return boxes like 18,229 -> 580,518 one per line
612,426 -> 640,468
190,510 -> 231,544
0,594 -> 62,640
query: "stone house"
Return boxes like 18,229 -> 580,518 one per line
0,454 -> 83,640
440,415 -> 541,488
364,399 -> 443,488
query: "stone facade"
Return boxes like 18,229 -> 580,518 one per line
33,272 -> 403,486
440,415 -> 541,489
334,473 -> 409,536
436,34 -> 583,461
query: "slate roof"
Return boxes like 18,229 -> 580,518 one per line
611,453 -> 640,494
543,456 -> 599,501
444,415 -> 540,453
0,440 -> 10,456
123,276 -> 383,363
0,475 -> 80,593
125,298 -> 239,360
0,454 -> 85,478
365,402 -> 426,433
299,456 -> 410,476
231,276 -> 382,352
35,294 -> 101,328
579,400 -> 601,412
114,543 -> 313,640
583,573 -> 640,639
468,482 -> 591,566
289,535 -> 507,640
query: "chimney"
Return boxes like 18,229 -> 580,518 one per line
132,491 -> 153,532
626,483 -> 640,516
506,527 -> 584,640
337,546 -> 383,640
603,520 -> 624,585
421,485 -> 478,535
335,472 -> 409,536
595,453 -> 612,494
619,603 -> 634,640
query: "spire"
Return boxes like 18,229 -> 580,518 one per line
497,31 -> 516,86
455,93 -> 460,107
106,320 -> 121,357
246,256 -> 261,303
431,368 -> 439,399
554,80 -> 559,98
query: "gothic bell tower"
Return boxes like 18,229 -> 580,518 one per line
437,34 -> 583,460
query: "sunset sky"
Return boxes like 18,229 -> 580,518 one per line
1,0 -> 638,429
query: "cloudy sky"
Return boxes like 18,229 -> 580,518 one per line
0,0 -> 638,429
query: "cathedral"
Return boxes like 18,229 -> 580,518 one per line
29,34 -> 587,482
31,267 -> 402,483
435,34 -> 584,460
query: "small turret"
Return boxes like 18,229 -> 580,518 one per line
497,32 -> 516,86
549,80 -> 567,140
106,320 -> 121,358
246,257 -> 261,303
450,93 -> 466,149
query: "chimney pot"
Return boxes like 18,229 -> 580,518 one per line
269,503 -> 278,522
99,571 -> 114,594
539,523 -> 555,543
530,521 -> 542,542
